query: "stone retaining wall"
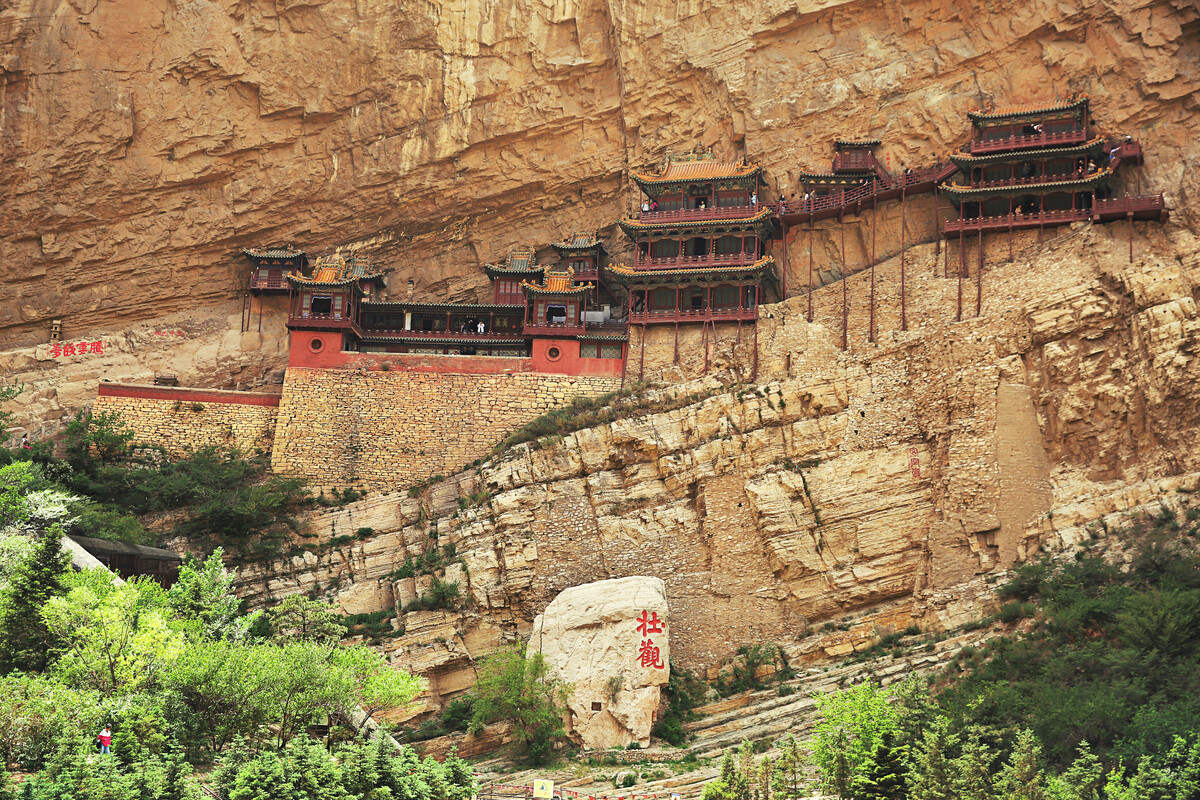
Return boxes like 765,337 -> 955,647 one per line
270,367 -> 621,492
92,384 -> 280,456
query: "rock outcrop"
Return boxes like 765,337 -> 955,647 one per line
528,576 -> 670,750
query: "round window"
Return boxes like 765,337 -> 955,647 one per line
308,337 -> 325,353
546,346 -> 561,360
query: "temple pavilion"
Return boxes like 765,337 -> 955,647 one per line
243,245 -> 308,293
798,139 -> 889,198
607,153 -> 776,327
940,96 -> 1167,239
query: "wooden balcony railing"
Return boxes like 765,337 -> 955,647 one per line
633,252 -> 759,270
781,163 -> 956,218
636,204 -> 758,223
1094,193 -> 1166,217
628,306 -> 758,324
967,128 -> 1087,155
358,328 -> 526,340
832,152 -> 873,172
963,170 -> 1093,190
249,273 -> 289,290
523,321 -> 585,336
943,208 -> 1091,235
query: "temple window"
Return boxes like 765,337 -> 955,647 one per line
651,288 -> 674,310
685,237 -> 709,256
546,305 -> 567,323
688,287 -> 705,309
310,296 -> 333,316
712,285 -> 739,307
715,235 -> 741,254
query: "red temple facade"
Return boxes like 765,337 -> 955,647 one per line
940,96 -> 1167,238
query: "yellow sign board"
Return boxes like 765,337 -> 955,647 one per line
533,780 -> 554,799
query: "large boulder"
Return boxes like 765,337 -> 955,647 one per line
527,576 -> 670,749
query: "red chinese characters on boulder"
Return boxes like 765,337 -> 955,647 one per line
50,341 -> 104,358
635,610 -> 666,669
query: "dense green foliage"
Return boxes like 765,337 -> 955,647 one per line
652,664 -> 708,746
936,506 -> 1200,767
0,535 -> 429,799
1,410 -> 311,560
469,645 -> 569,764
725,505 -> 1200,800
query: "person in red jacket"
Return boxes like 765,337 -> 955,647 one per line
98,726 -> 112,755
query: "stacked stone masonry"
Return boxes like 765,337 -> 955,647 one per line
270,368 -> 621,492
92,387 -> 279,457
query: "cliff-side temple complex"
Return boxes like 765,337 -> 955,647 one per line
90,94 -> 1169,492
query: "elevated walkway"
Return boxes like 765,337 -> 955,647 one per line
773,163 -> 958,227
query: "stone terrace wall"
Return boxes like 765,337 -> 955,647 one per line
93,384 -> 280,456
271,368 -> 621,492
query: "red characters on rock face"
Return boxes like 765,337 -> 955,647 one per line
49,340 -> 104,358
636,610 -> 666,669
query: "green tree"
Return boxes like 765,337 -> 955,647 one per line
850,730 -> 907,800
42,578 -> 184,696
994,729 -> 1047,800
267,595 -> 347,644
953,734 -> 995,800
168,549 -> 260,641
908,716 -> 958,800
64,410 -> 135,470
810,683 -> 900,798
0,525 -> 71,674
1104,757 -> 1173,800
330,646 -> 424,734
164,639 -> 275,756
228,751 -> 298,800
772,734 -> 809,800
286,738 -> 348,800
1045,741 -> 1102,800
469,645 -> 569,765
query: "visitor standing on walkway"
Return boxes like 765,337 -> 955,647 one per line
98,726 -> 112,755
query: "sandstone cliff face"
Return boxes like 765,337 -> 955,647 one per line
3,0 -> 1196,354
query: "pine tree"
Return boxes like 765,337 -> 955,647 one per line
994,729 -> 1047,800
850,730 -> 908,800
1058,741 -> 1102,800
287,738 -> 348,800
228,752 -> 298,800
908,716 -> 958,800
952,734 -> 995,800
0,524 -> 70,674
158,746 -> 193,800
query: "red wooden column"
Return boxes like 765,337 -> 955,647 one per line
956,229 -> 964,322
869,195 -> 877,344
779,218 -> 789,299
900,184 -> 907,331
933,185 -> 941,263
807,214 -> 815,322
840,210 -> 848,351
976,228 -> 983,317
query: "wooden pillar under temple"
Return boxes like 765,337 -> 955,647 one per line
900,184 -> 907,331
840,209 -> 848,351
869,196 -> 877,344
807,214 -> 815,322
976,228 -> 983,317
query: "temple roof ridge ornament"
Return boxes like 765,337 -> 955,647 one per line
968,95 -> 1089,123
834,138 -> 881,149
484,244 -> 545,277
287,253 -> 387,287
550,231 -> 605,253
632,151 -> 761,190
521,264 -> 590,295
243,244 -> 306,259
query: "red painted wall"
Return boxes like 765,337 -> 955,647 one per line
530,338 -> 625,378
288,331 -> 624,377
96,384 -> 281,407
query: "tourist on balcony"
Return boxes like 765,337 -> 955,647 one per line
803,192 -> 811,211
650,199 -> 659,211
779,193 -> 786,212
642,201 -> 650,213
1086,159 -> 1097,174
477,321 -> 485,334
1032,123 -> 1044,134
750,191 -> 757,207
697,199 -> 707,209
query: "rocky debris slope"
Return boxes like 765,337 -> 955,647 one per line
236,221 -> 1200,724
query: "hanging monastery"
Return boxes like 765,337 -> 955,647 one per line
94,96 -> 1168,492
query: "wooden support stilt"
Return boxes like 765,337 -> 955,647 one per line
807,215 -> 815,322
779,218 -> 789,299
900,186 -> 907,331
976,228 -> 983,317
673,321 -> 679,364
956,230 -> 963,322
638,322 -> 646,381
869,197 -> 876,344
933,186 -> 941,261
702,321 -> 711,374
1129,211 -> 1134,263
840,210 -> 848,351
257,296 -> 263,333
752,318 -> 759,382
944,230 -> 951,278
